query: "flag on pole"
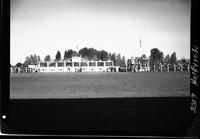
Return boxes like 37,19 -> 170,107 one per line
139,38 -> 142,48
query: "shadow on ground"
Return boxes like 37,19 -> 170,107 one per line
7,97 -> 194,137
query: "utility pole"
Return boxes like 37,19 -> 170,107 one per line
139,37 -> 142,48
139,37 -> 142,58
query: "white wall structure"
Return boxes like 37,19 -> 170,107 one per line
37,56 -> 115,73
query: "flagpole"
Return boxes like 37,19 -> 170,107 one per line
139,37 -> 142,72
139,37 -> 142,57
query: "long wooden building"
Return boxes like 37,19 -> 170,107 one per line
35,55 -> 115,73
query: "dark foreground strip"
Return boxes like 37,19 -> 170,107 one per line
7,97 -> 193,136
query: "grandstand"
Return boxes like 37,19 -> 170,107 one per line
37,55 -> 114,73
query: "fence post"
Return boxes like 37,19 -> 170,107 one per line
181,64 -> 183,72
174,65 -> 176,72
167,64 -> 169,72
18,67 -> 20,73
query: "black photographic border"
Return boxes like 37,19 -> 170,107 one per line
1,0 -> 199,137
1,0 -> 10,134
189,0 -> 200,137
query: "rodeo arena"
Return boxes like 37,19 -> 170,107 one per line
10,54 -> 190,74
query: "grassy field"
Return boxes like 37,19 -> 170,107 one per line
9,72 -> 193,136
10,72 -> 190,99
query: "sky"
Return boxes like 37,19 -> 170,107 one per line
10,0 -> 190,65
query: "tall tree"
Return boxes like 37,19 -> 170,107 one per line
111,53 -> 116,66
55,51 -> 61,61
169,52 -> 177,65
96,51 -> 101,60
159,52 -> 164,60
44,55 -> 51,61
83,55 -> 89,60
64,50 -> 68,60
23,54 -> 40,66
99,50 -> 108,61
181,57 -> 186,64
37,56 -> 41,63
93,55 -> 98,61
16,62 -> 22,67
79,47 -> 89,58
23,56 -> 30,67
141,54 -> 147,59
79,47 -> 110,61
33,54 -> 37,64
30,55 -> 34,64
121,56 -> 126,67
67,49 -> 76,58
108,53 -> 112,60
149,48 -> 164,67
164,54 -> 170,64
79,47 -> 98,60
115,54 -> 122,66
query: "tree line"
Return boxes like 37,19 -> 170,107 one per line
14,47 -> 126,68
149,48 -> 188,66
13,47 -> 188,68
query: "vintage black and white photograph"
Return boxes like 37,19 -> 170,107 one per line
7,0 -> 195,137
